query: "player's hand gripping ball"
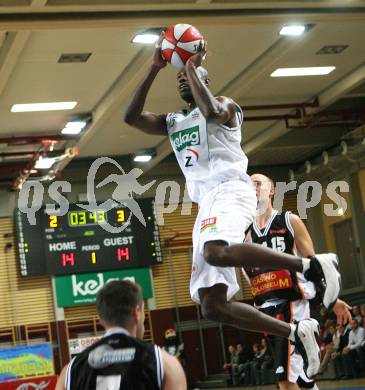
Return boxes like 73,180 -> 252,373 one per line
161,24 -> 203,68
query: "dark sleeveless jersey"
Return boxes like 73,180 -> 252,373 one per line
245,210 -> 304,305
66,331 -> 163,390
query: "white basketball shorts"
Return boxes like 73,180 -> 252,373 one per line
190,180 -> 256,303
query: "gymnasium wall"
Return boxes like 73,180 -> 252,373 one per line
0,201 -> 250,329
318,169 -> 365,301
320,184 -> 352,253
0,218 -> 54,328
359,168 -> 365,211
0,164 -> 364,376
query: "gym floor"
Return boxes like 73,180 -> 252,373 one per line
213,379 -> 365,390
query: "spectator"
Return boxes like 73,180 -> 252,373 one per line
319,324 -> 340,374
249,338 -> 273,386
331,324 -> 349,379
342,319 -> 365,378
259,338 -> 274,385
234,344 -> 252,385
163,328 -> 184,360
223,345 -> 239,386
321,321 -> 336,344
236,343 -> 252,364
319,306 -> 336,331
352,306 -> 363,325
360,305 -> 365,328
260,338 -> 274,370
239,343 -> 261,387
319,323 -> 337,376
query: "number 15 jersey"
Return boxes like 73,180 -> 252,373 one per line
245,210 -> 315,306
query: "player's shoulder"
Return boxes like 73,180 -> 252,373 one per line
288,212 -> 306,230
288,212 -> 301,223
216,96 -> 235,105
216,96 -> 243,118
219,96 -> 243,111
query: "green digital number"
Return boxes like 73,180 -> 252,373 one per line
89,211 -> 97,223
78,212 -> 86,225
69,212 -> 78,225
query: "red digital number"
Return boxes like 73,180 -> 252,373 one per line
62,252 -> 75,267
117,247 -> 130,262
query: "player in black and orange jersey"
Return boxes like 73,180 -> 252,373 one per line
243,174 -> 352,390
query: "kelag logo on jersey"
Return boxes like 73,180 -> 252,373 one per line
171,126 -> 200,152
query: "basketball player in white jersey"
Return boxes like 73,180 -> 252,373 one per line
124,33 -> 341,378
244,173 -> 352,390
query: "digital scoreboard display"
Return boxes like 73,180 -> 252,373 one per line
15,199 -> 162,276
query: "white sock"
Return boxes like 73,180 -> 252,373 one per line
302,257 -> 311,273
289,323 -> 296,342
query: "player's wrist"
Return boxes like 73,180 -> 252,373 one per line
150,63 -> 163,72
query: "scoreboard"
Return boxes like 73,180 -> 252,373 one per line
15,199 -> 162,276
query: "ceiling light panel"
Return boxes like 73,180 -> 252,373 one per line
61,121 -> 87,135
271,67 -> 336,77
134,155 -> 152,162
132,34 -> 160,44
11,102 -> 77,112
279,25 -> 306,36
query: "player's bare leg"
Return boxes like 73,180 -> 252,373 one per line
199,284 -> 290,336
204,241 -> 341,310
199,284 -> 321,378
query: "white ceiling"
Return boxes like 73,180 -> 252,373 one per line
0,0 -> 365,186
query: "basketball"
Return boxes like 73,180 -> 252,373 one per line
161,24 -> 203,68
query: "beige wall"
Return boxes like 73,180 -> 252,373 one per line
359,169 -> 365,212
320,184 -> 352,252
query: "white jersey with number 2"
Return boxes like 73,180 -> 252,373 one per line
166,103 -> 250,203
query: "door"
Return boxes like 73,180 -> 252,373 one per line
333,218 -> 362,291
181,329 -> 206,384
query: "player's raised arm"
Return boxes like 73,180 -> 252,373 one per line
184,41 -> 237,127
124,32 -> 167,135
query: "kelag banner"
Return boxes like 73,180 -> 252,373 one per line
0,344 -> 54,382
0,375 -> 57,389
55,268 -> 153,307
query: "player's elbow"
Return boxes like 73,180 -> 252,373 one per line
124,112 -> 137,126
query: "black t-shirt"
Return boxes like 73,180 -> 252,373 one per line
322,332 -> 334,345
66,329 -> 163,390
337,331 -> 350,353
237,348 -> 253,364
